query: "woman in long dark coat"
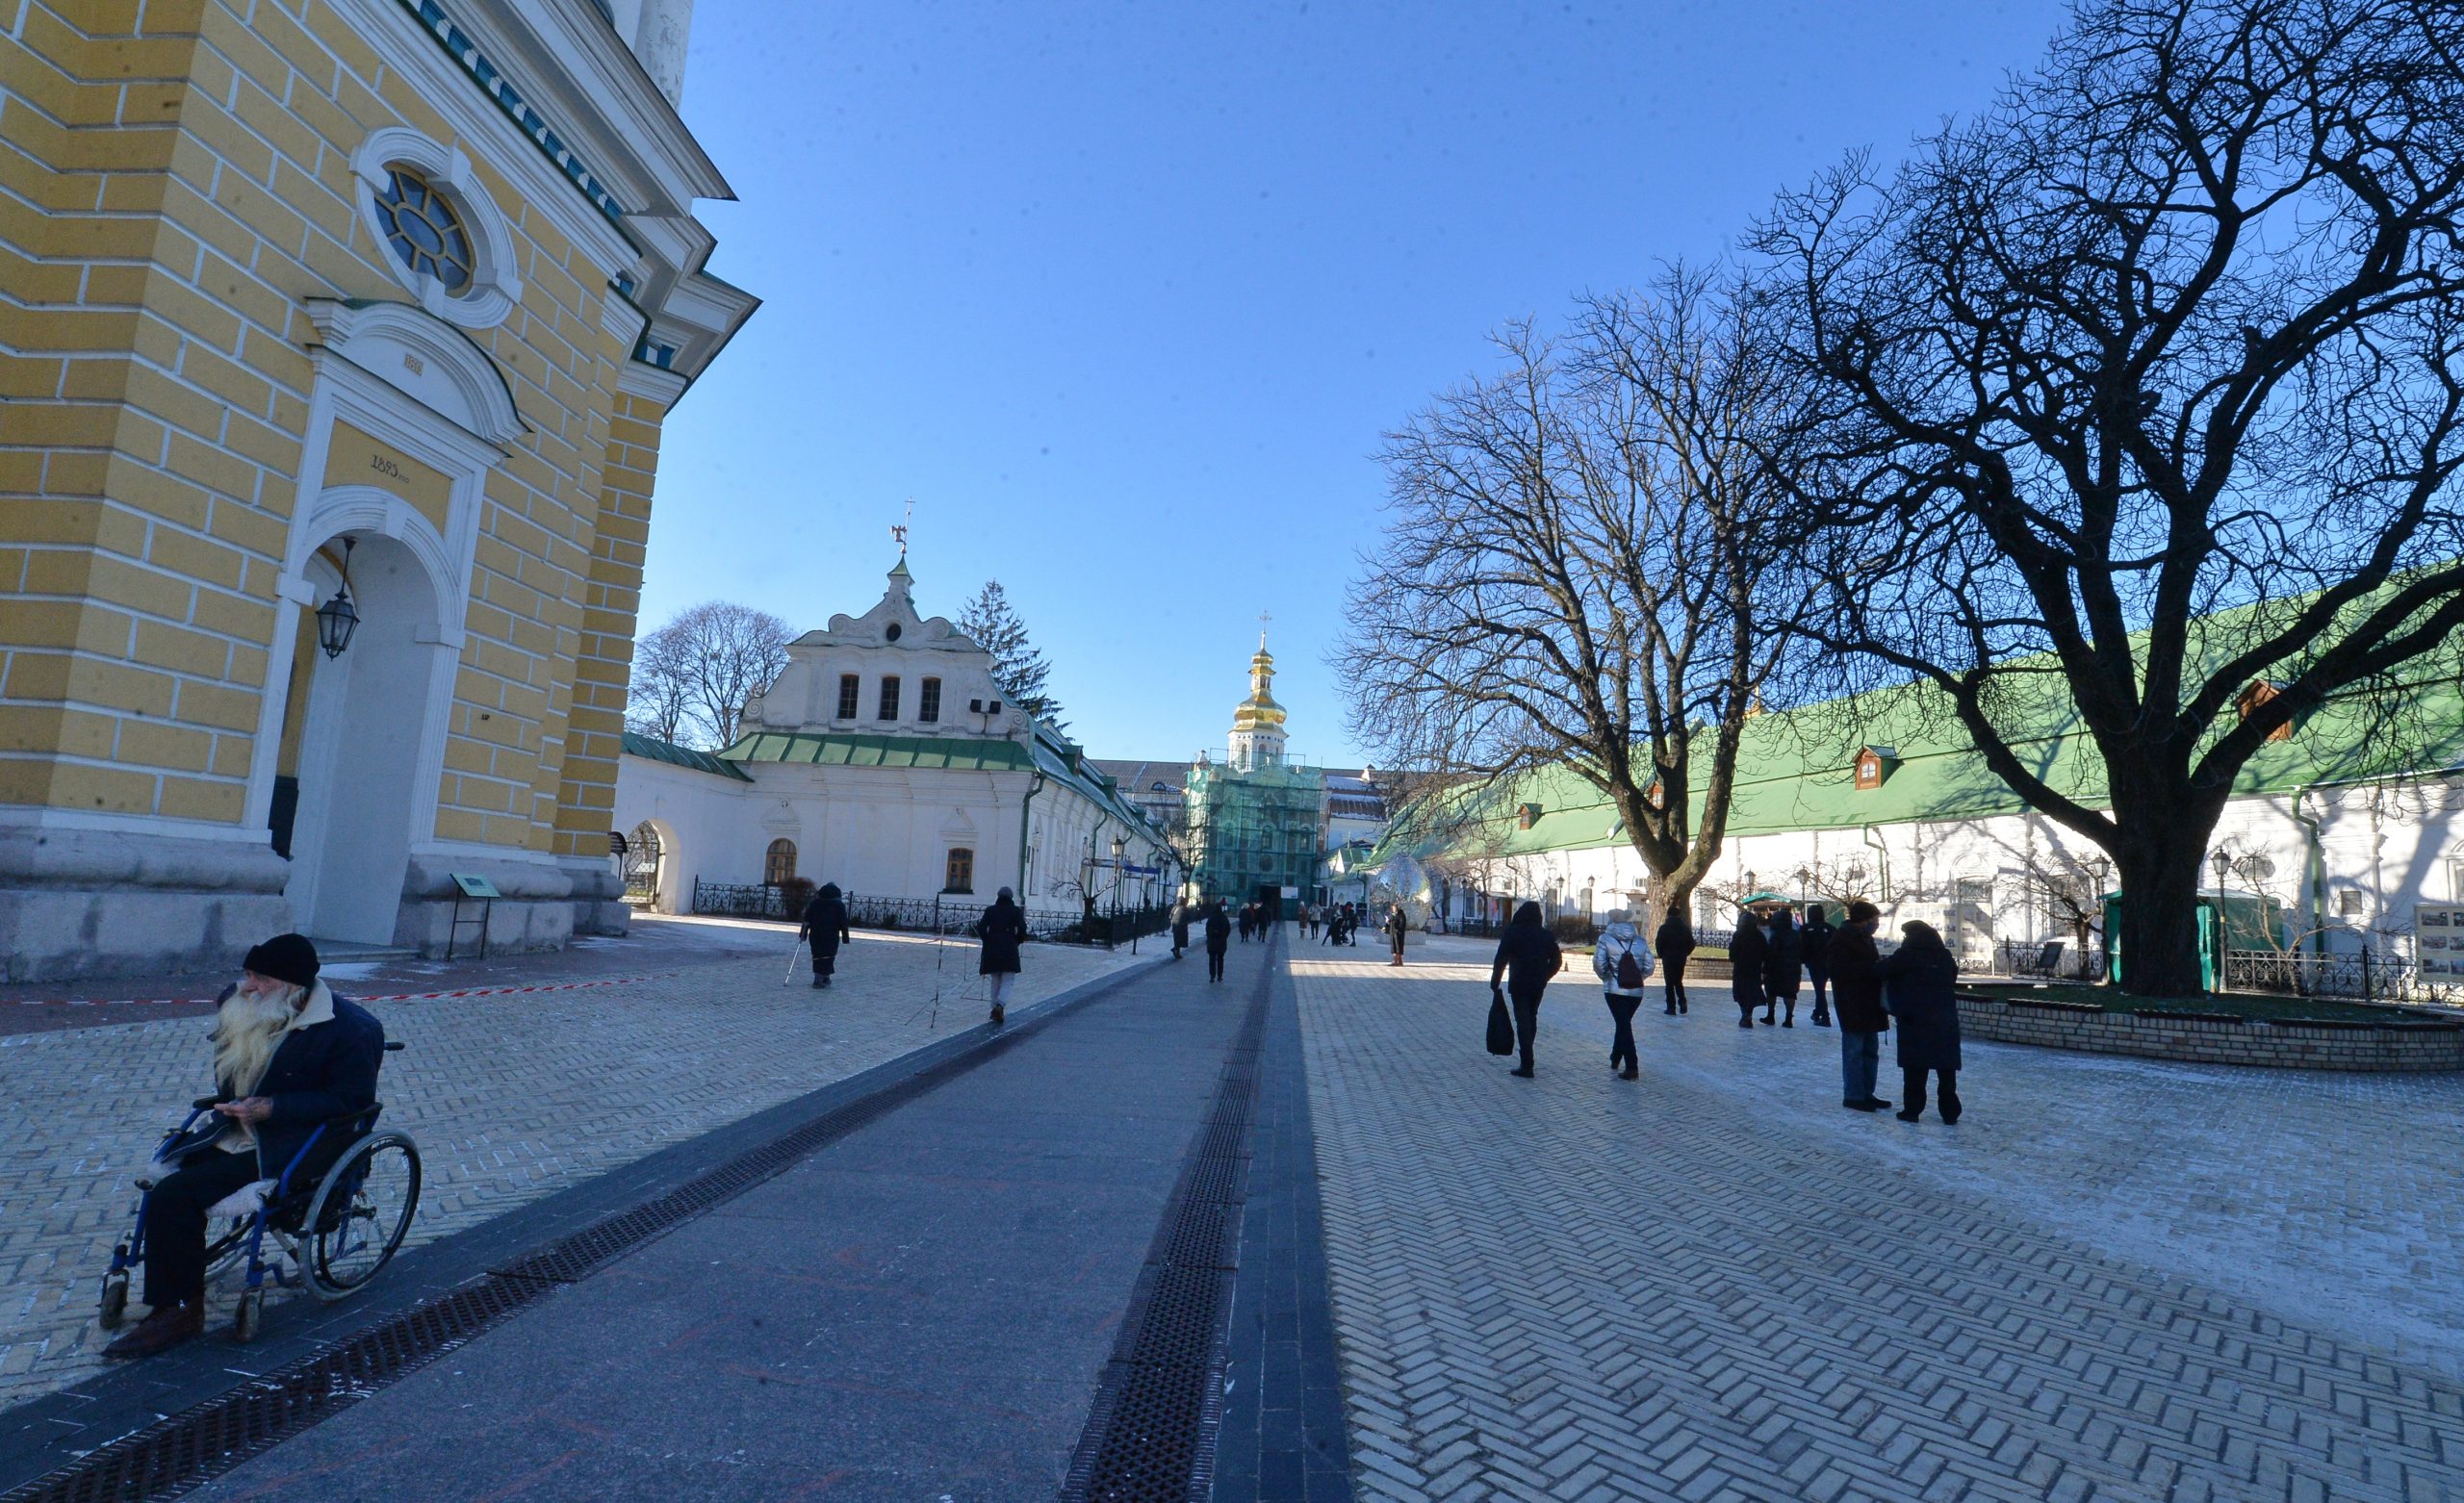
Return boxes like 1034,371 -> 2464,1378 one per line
1728,907 -> 1769,1030
1761,906 -> 1803,1027
1203,901 -> 1233,981
798,882 -> 851,989
1875,920 -> 1962,1122
1654,910 -> 1695,1015
1489,902 -> 1564,1078
977,887 -> 1028,1026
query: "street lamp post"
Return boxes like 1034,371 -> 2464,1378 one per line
1113,833 -> 1131,953
2210,850 -> 2233,991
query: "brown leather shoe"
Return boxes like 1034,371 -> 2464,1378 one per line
101,1299 -> 203,1360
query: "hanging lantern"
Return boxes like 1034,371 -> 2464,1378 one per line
315,538 -> 359,659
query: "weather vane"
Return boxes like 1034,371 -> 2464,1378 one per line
891,497 -> 912,558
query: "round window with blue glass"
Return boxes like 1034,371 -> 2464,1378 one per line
372,167 -> 474,293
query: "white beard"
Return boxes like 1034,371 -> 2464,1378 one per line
213,986 -> 298,1096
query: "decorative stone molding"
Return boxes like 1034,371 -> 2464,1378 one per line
349,127 -> 526,329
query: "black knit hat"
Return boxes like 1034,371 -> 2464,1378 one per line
242,932 -> 320,989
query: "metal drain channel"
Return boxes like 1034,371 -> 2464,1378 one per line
1061,942 -> 1274,1503
2,967 -> 1149,1503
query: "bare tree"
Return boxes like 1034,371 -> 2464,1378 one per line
1755,0 -> 2464,994
623,623 -> 693,746
627,601 -> 792,750
1339,267 -> 1795,923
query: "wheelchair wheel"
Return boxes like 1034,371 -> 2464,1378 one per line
302,1132 -> 419,1300
204,1214 -> 255,1279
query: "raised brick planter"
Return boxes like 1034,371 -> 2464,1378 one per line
1955,993 -> 2464,1071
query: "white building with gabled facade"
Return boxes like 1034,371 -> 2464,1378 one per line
612,561 -> 1177,925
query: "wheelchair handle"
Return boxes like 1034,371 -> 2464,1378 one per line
192,1096 -> 221,1110
383,1041 -> 405,1052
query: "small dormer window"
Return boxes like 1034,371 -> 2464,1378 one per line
2233,680 -> 2294,743
1854,746 -> 1898,791
886,622 -> 903,642
1518,802 -> 1542,829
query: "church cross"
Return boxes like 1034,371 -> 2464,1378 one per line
1258,609 -> 1271,647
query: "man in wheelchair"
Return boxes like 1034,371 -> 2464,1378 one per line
103,932 -> 385,1359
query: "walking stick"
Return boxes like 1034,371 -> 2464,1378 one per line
783,930 -> 803,986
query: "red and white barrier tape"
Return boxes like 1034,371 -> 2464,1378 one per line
12,971 -> 683,1008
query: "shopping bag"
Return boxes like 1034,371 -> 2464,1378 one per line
1485,987 -> 1515,1056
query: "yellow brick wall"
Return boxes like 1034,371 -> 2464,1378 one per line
0,0 -> 652,868
552,389 -> 666,859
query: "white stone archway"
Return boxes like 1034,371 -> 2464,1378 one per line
248,297 -> 520,946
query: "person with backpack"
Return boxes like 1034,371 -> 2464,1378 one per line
1591,909 -> 1654,1080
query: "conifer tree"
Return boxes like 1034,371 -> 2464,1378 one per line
959,580 -> 1065,728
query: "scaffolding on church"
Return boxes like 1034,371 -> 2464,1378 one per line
1185,752 -> 1325,910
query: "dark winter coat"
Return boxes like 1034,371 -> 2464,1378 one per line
1877,928 -> 1962,1072
1800,913 -> 1834,972
1653,913 -> 1696,963
1728,918 -> 1769,998
1489,907 -> 1564,1000
1204,907 -> 1232,954
977,899 -> 1027,976
801,886 -> 850,956
1385,908 -> 1408,946
1825,922 -> 1888,1032
218,990 -> 386,1176
1763,913 -> 1803,998
1171,908 -> 1192,947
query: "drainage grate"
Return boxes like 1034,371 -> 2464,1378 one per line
4,969 -> 1144,1503
1061,950 -> 1274,1503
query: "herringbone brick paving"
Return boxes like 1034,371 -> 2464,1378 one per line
0,931 -> 1135,1411
1295,941 -> 2464,1502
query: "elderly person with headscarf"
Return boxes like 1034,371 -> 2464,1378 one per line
798,881 -> 851,989
103,934 -> 384,1360
1876,920 -> 1964,1123
977,887 -> 1029,1026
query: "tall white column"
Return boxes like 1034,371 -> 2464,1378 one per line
632,0 -> 696,108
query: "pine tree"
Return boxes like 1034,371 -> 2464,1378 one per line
959,580 -> 1065,728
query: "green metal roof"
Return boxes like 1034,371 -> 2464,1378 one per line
1372,665 -> 2464,868
717,731 -> 1036,772
623,731 -> 754,782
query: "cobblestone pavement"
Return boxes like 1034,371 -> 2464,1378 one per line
1296,938 -> 2464,1502
0,930 -> 1138,1410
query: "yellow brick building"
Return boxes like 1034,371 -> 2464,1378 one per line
0,0 -> 755,979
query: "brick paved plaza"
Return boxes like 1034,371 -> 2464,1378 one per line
1296,937 -> 2464,1502
4,928 -> 2461,1500
0,924 -> 1136,1409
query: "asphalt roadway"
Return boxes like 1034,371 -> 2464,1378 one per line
3,928 -> 1344,1503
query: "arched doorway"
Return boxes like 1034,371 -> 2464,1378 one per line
279,529 -> 451,945
625,822 -> 665,904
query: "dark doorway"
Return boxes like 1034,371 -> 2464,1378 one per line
1254,883 -> 1283,924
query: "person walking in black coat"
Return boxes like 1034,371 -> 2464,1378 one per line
1729,906 -> 1769,1030
976,888 -> 1028,1026
1876,920 -> 1963,1123
1488,902 -> 1564,1078
1826,902 -> 1891,1111
1654,910 -> 1695,1015
1762,907 -> 1803,1027
1800,904 -> 1835,1027
1170,902 -> 1192,960
1204,901 -> 1232,981
1384,904 -> 1408,966
797,882 -> 851,988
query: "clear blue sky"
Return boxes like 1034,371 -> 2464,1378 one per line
649,0 -> 2071,765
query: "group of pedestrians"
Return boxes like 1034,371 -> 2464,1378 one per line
1482,899 -> 1965,1123
1305,902 -> 1366,946
797,882 -> 1029,1028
